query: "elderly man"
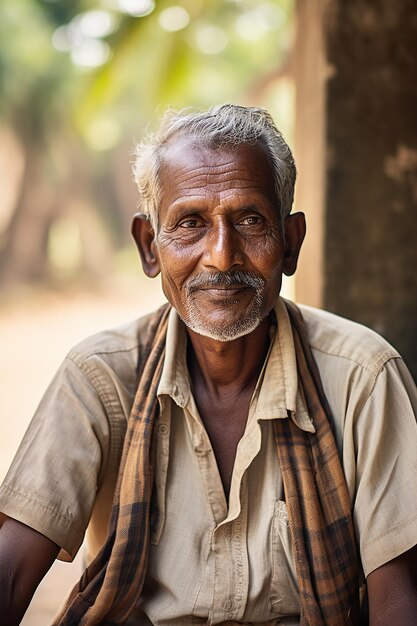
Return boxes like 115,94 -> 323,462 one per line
0,105 -> 416,626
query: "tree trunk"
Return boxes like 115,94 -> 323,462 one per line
0,144 -> 55,284
323,0 -> 417,379
294,0 -> 417,380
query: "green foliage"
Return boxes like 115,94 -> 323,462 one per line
0,0 -> 295,285
76,0 -> 294,137
0,0 -> 294,141
0,1 -> 75,141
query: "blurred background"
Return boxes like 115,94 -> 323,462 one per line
0,0 -> 416,622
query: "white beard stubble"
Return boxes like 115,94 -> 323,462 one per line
181,270 -> 267,342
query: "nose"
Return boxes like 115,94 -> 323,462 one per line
203,217 -> 244,272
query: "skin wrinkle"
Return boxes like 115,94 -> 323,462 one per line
162,201 -> 278,229
165,165 -> 267,185
164,178 -> 273,208
160,217 -> 280,246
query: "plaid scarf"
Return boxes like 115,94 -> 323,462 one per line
55,301 -> 360,625
276,301 -> 360,625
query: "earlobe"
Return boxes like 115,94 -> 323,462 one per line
131,213 -> 161,278
282,212 -> 306,276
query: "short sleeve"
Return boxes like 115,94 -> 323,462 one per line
0,355 -> 111,561
352,357 -> 417,577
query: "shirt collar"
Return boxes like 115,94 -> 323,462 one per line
157,298 -> 315,433
157,306 -> 190,407
252,298 -> 315,432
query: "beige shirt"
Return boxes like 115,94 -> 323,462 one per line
1,298 -> 417,625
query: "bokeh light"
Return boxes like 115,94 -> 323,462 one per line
158,6 -> 190,32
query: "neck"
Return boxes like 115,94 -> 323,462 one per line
186,315 -> 272,395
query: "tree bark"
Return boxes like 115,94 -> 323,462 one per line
323,0 -> 417,379
294,1 -> 417,378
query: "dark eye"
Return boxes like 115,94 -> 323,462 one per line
179,218 -> 201,228
239,215 -> 262,226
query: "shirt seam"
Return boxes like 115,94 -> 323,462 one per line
64,354 -> 128,487
68,343 -> 139,362
0,484 -> 73,524
310,346 -> 400,375
65,354 -> 127,408
346,355 -> 401,420
363,511 -> 417,549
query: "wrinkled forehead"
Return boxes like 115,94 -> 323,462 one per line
157,133 -> 277,204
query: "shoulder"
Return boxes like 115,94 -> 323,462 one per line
298,304 -> 400,376
296,304 -> 410,423
64,311 -> 156,386
68,310 -> 155,360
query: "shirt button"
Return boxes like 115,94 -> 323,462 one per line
223,600 -> 233,610
158,423 -> 169,435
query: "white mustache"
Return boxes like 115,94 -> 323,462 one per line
185,271 -> 265,293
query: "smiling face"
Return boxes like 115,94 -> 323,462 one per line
133,136 -> 305,342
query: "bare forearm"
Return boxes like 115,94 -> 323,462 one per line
368,545 -> 417,626
369,599 -> 417,626
0,543 -> 36,626
0,575 -> 31,626
0,517 -> 59,626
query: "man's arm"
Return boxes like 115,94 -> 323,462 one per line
0,516 -> 59,626
367,544 -> 417,626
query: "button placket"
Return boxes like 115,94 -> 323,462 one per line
151,403 -> 171,545
231,480 -> 249,622
210,524 -> 234,624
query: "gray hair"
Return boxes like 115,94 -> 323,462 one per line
133,104 -> 296,231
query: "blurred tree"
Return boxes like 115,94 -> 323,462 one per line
0,0 -> 294,287
0,0 -> 85,282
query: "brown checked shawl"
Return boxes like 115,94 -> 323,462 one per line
55,301 -> 360,626
276,301 -> 360,625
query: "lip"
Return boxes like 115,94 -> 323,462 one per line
197,286 -> 250,297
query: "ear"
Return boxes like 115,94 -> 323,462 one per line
282,212 -> 306,276
131,213 -> 160,278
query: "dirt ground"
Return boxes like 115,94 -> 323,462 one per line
0,276 -> 164,624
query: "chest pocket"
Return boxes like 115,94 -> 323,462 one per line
269,499 -> 300,616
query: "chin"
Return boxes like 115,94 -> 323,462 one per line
182,309 -> 264,342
